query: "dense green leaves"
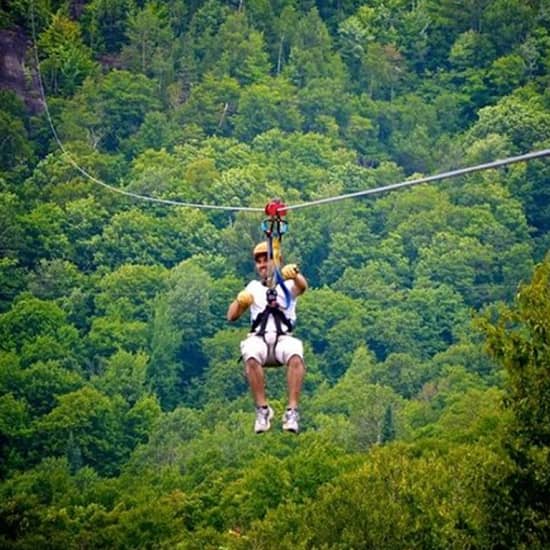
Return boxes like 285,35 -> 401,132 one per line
61,70 -> 161,151
82,0 -> 134,54
0,93 -> 34,176
121,2 -> 174,79
245,444 -> 513,549
38,13 -> 98,97
1,0 -> 548,546
479,255 -> 550,546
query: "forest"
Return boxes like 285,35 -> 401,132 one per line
0,0 -> 549,547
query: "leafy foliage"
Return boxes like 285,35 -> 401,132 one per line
1,0 -> 548,546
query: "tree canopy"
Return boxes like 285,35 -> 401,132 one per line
0,0 -> 549,546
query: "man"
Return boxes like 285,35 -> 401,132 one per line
227,242 -> 308,434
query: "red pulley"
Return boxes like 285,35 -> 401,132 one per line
265,198 -> 287,217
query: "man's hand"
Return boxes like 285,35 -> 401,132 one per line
236,290 -> 254,308
282,263 -> 300,280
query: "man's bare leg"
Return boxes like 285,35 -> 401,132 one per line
245,358 -> 267,407
286,355 -> 305,410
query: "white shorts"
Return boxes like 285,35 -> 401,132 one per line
240,332 -> 304,366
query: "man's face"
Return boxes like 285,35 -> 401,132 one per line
254,253 -> 269,279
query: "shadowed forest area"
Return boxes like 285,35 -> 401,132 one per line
0,0 -> 549,547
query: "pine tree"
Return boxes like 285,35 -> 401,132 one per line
379,403 -> 396,444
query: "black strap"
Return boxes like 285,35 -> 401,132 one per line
251,306 -> 293,336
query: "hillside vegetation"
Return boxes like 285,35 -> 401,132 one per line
0,0 -> 549,547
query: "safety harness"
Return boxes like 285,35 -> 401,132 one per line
251,199 -> 294,340
250,287 -> 294,337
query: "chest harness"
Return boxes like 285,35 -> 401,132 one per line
250,286 -> 294,337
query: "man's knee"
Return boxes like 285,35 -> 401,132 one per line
245,357 -> 263,376
287,354 -> 305,370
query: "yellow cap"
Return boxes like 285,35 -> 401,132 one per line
253,242 -> 268,257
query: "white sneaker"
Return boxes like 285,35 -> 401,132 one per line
255,406 -> 274,434
282,408 -> 299,433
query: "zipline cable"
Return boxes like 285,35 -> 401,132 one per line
283,149 -> 550,212
29,1 -> 264,213
29,1 -> 550,215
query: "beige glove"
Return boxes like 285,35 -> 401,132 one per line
236,290 -> 254,308
281,263 -> 300,280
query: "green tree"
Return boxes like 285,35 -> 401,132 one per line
366,284 -> 468,361
19,202 -> 71,265
484,0 -> 536,54
365,42 -> 406,100
92,209 -> 171,268
271,4 -> 300,75
415,386 -> 507,446
338,5 -> 409,98
92,207 -> 215,269
92,350 -> 150,405
38,13 -> 97,96
199,329 -> 248,403
449,30 -> 495,70
95,263 -> 168,321
487,54 -> 527,97
507,155 -> 550,252
121,2 -> 174,80
22,144 -> 126,206
220,456 -> 293,529
379,404 -> 396,443
0,392 -> 30,476
123,111 -> 182,156
0,92 -> 34,176
148,260 -> 219,408
0,191 -> 24,260
428,0 -> 492,38
63,196 -> 111,271
128,406 -> 201,467
298,287 -> 364,357
24,360 -> 81,413
212,12 -> 271,85
62,70 -> 161,151
414,232 -> 494,306
183,0 -> 230,77
246,444 -> 511,548
176,73 -> 240,136
87,315 -> 149,360
35,386 -> 128,475
0,456 -> 86,545
0,294 -> 82,369
123,394 -> 162,448
0,258 -> 27,312
334,256 -> 409,304
364,352 -> 434,399
233,78 -> 303,141
322,316 -> 366,381
83,0 -> 135,54
311,346 -> 402,439
148,299 -> 182,410
27,259 -> 83,301
480,255 -> 550,546
430,340 -> 498,382
251,128 -> 354,200
284,7 -> 346,88
126,147 -> 189,197
466,94 -> 550,152
320,215 -> 376,285
397,2 -> 431,73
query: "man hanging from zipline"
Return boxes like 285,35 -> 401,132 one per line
227,200 -> 308,434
